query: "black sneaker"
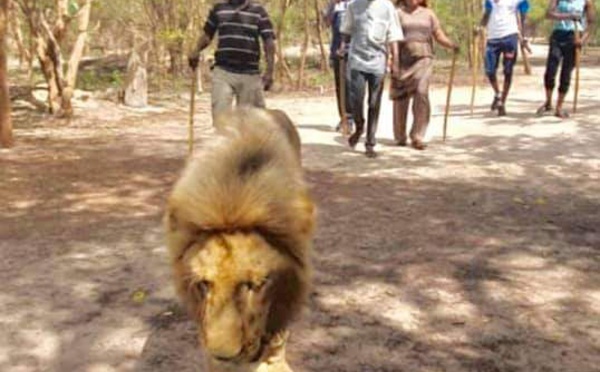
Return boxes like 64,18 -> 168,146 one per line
365,147 -> 378,158
497,104 -> 506,116
536,103 -> 553,116
348,131 -> 362,148
491,96 -> 502,111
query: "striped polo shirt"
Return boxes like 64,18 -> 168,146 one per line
204,1 -> 275,74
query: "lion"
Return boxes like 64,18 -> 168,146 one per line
165,107 -> 315,372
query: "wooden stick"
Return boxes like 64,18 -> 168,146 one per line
188,67 -> 197,157
338,57 -> 349,136
470,32 -> 478,116
517,13 -> 532,75
443,51 -> 458,142
573,25 -> 582,114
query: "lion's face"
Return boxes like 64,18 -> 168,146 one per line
173,231 -> 306,365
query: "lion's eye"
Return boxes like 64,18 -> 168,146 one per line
241,276 -> 271,292
195,280 -> 211,296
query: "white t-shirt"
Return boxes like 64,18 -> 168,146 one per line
340,0 -> 404,75
485,0 -> 530,40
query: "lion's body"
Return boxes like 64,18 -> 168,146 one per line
165,108 -> 315,371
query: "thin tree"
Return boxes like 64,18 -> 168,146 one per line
314,0 -> 329,72
14,0 -> 93,116
1,0 -> 14,148
296,0 -> 310,88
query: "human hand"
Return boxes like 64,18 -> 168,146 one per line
262,72 -> 274,91
188,52 -> 200,70
473,25 -> 483,37
391,65 -> 401,80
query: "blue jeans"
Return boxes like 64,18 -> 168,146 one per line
485,33 -> 519,82
348,69 -> 385,149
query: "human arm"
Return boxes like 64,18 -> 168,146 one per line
189,8 -> 217,69
434,29 -> 459,52
476,0 -> 493,33
546,0 -> 581,21
258,6 -> 276,90
323,0 -> 336,27
581,0 -> 597,46
262,38 -> 275,90
517,0 -> 531,51
387,7 -> 404,77
337,3 -> 353,56
431,13 -> 458,52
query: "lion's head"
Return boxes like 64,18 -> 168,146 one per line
170,229 -> 308,364
165,107 -> 314,368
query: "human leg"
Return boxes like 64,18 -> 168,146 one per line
393,97 -> 410,145
556,33 -> 576,118
497,34 -> 519,116
211,67 -> 235,123
539,32 -> 562,115
364,72 -> 385,157
348,69 -> 367,148
237,73 -> 266,109
484,39 -> 502,110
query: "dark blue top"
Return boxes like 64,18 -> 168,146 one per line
329,1 -> 349,60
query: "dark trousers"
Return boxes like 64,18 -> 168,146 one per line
544,30 -> 576,94
349,69 -> 385,149
332,57 -> 352,120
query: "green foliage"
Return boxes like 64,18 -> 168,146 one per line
77,69 -> 123,91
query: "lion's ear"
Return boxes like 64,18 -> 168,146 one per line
165,206 -> 196,261
295,193 -> 316,239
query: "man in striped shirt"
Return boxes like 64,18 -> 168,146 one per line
189,0 -> 276,121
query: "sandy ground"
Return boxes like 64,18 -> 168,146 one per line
1,54 -> 599,372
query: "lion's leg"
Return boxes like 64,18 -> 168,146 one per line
256,330 -> 292,372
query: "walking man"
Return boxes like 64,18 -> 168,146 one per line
477,0 -> 530,116
537,0 -> 596,118
325,0 -> 353,132
188,0 -> 276,122
340,0 -> 403,158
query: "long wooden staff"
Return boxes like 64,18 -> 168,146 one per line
573,23 -> 582,114
517,13 -> 532,75
339,57 -> 350,135
188,67 -> 197,157
469,0 -> 477,116
470,32 -> 479,115
443,51 -> 458,142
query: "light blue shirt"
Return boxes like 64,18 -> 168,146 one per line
340,0 -> 403,75
554,0 -> 586,32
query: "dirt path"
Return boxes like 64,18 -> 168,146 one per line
1,62 -> 599,372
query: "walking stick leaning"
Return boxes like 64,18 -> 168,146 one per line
188,67 -> 197,157
573,23 -> 582,114
339,57 -> 350,136
470,32 -> 479,116
517,13 -> 532,75
443,51 -> 458,142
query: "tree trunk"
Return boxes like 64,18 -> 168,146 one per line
8,0 -> 30,70
66,0 -> 92,89
1,0 -> 14,148
314,0 -> 329,72
296,0 -> 310,89
275,0 -> 293,84
123,50 -> 148,108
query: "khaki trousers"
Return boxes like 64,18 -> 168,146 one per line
211,67 -> 266,123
